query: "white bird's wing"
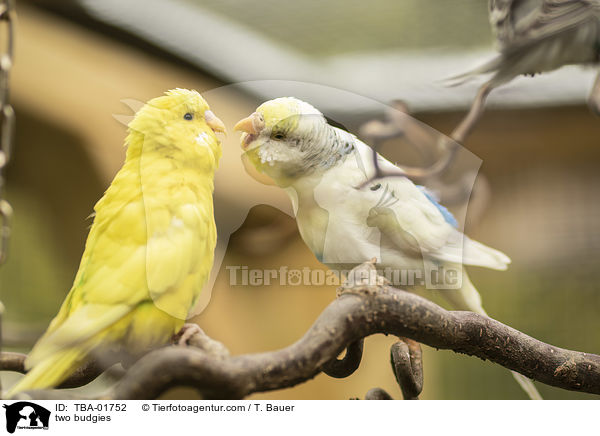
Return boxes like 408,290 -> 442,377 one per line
349,141 -> 510,269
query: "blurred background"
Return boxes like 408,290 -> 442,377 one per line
1,0 -> 599,399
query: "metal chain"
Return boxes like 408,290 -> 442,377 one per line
0,0 -> 15,266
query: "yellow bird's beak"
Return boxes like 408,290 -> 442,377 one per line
204,110 -> 227,135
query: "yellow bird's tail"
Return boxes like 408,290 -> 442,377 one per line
5,348 -> 86,398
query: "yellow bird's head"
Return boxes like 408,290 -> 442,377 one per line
126,88 -> 226,170
234,97 -> 341,185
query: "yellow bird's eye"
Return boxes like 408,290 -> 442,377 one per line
184,113 -> 193,121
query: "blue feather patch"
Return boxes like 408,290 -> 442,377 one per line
417,186 -> 458,228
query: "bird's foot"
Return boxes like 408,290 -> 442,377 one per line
174,323 -> 203,346
337,259 -> 390,297
173,324 -> 230,359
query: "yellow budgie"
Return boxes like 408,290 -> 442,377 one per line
7,89 -> 225,397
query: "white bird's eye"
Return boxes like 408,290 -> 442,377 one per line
184,113 -> 193,121
272,132 -> 285,140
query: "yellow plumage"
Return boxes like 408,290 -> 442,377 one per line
7,89 -> 224,397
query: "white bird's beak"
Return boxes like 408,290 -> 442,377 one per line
234,112 -> 265,135
234,112 -> 265,150
204,110 -> 227,135
234,112 -> 275,185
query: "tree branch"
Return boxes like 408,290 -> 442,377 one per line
0,352 -> 123,389
4,261 -> 600,400
390,339 -> 423,400
357,100 -> 461,186
364,388 -> 393,400
321,339 -> 364,378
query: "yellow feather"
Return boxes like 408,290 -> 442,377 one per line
7,89 -> 222,397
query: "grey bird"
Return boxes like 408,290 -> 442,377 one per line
451,0 -> 600,143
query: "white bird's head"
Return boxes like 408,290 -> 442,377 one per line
234,97 -> 355,185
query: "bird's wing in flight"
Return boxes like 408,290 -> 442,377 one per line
490,0 -> 599,51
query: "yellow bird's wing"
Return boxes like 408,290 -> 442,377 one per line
27,164 -> 215,367
26,174 -> 147,366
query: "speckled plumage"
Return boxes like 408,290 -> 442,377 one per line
458,0 -> 600,86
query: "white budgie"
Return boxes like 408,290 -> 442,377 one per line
234,97 -> 541,400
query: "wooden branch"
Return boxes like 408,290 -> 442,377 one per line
364,388 -> 393,400
0,352 -> 122,389
390,339 -> 423,400
4,261 -> 600,400
321,339 -> 364,378
0,352 -> 25,374
357,100 -> 461,186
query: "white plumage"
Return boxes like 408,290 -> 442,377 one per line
290,136 -> 510,273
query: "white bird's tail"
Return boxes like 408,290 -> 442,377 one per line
462,236 -> 511,271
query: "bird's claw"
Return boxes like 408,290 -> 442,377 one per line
175,323 -> 203,346
173,324 -> 230,359
337,260 -> 390,297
